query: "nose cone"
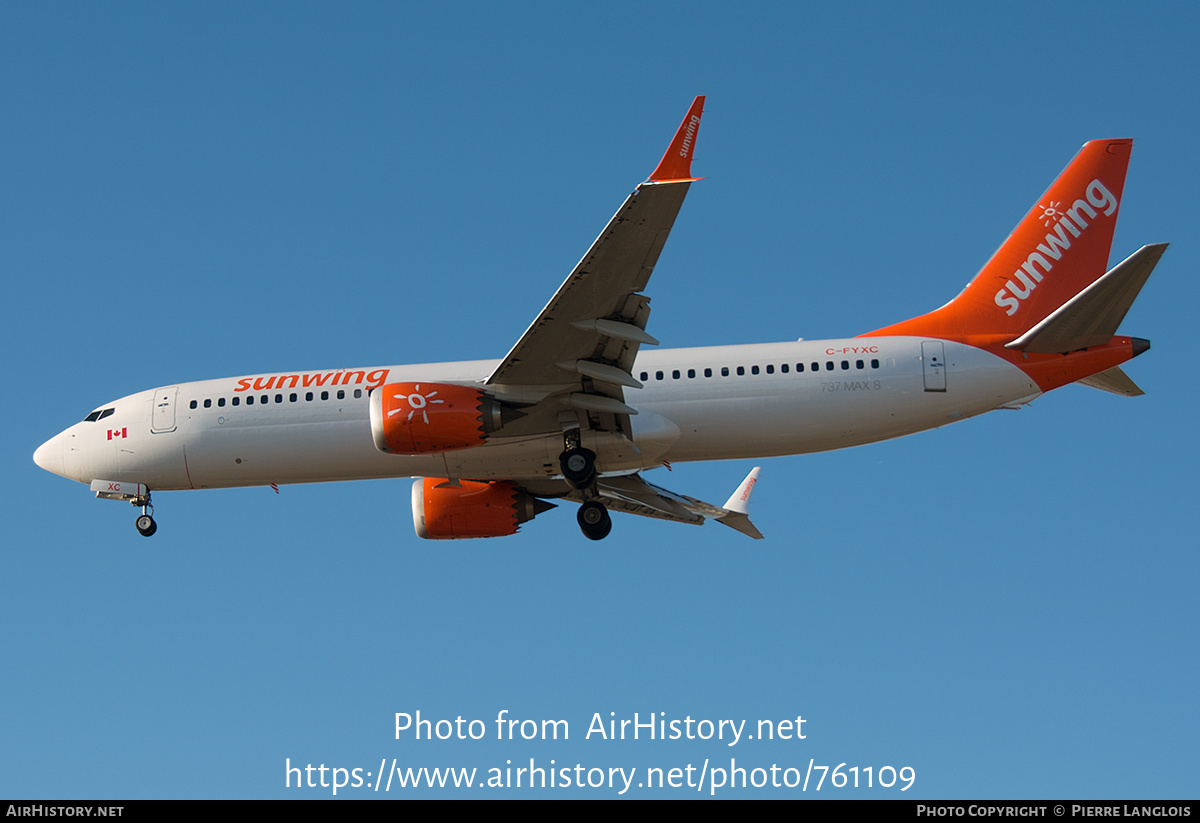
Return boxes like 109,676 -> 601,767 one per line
33,434 -> 65,477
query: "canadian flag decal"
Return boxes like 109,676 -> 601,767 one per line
107,428 -> 127,440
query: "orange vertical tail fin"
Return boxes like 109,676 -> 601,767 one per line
862,140 -> 1132,344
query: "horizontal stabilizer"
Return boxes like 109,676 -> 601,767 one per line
1007,243 -> 1166,353
1075,366 -> 1144,397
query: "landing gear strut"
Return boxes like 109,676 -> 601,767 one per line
560,428 -> 607,538
577,500 -> 612,541
133,493 -> 157,537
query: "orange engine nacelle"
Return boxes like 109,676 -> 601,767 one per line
370,382 -> 505,454
412,478 -> 554,540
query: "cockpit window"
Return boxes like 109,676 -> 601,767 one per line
83,408 -> 115,423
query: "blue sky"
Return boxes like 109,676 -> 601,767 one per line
3,2 -> 1197,798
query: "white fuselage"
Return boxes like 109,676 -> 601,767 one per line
34,336 -> 1040,492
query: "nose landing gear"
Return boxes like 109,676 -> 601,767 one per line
88,480 -> 159,537
133,492 -> 157,537
135,513 -> 157,537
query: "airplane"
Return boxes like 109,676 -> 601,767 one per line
33,97 -> 1164,542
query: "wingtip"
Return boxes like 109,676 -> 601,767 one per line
722,466 -> 760,514
648,96 -> 706,183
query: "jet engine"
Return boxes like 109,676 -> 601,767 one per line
369,382 -> 518,455
412,478 -> 555,539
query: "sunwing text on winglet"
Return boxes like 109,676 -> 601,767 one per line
648,96 -> 705,183
34,102 -> 1160,542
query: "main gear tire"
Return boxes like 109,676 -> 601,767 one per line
577,501 -> 612,540
560,447 -> 597,489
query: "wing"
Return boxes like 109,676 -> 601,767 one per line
485,96 -> 706,440
479,98 -> 765,540
564,467 -> 765,539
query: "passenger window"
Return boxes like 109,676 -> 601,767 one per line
261,395 -> 269,404
203,399 -> 212,408
289,393 -> 297,402
704,368 -> 712,377
218,398 -> 226,407
781,364 -> 789,373
841,361 -> 849,370
306,392 -> 314,401
337,390 -> 345,400
640,372 -> 648,381
275,394 -> 283,404
856,359 -> 864,369
232,396 -> 239,406
247,396 -> 254,406
871,359 -> 880,368
751,365 -> 759,375
687,368 -> 695,378
656,371 -> 664,380
811,362 -> 820,371
736,366 -> 745,376
321,391 -> 329,400
672,370 -> 680,379
354,389 -> 362,398
766,365 -> 774,374
721,367 -> 729,377
797,363 -> 804,372
825,362 -> 834,371
188,401 -> 197,410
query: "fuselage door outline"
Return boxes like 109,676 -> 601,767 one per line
922,341 -> 947,392
151,386 -> 179,433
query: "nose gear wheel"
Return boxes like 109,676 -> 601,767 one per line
133,493 -> 157,537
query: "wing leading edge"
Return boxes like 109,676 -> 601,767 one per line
477,97 -> 761,539
485,96 -> 706,410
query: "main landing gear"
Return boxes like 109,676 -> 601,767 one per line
133,492 -> 157,537
577,500 -> 612,541
559,447 -> 597,489
560,430 -> 609,539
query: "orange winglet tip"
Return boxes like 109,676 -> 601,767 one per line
648,96 -> 705,183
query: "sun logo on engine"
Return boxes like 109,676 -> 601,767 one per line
388,384 -> 444,424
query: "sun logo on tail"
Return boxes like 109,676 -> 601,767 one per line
1039,201 -> 1063,226
388,384 -> 444,424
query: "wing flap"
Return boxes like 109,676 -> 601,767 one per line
588,474 -> 703,524
564,467 -> 764,539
